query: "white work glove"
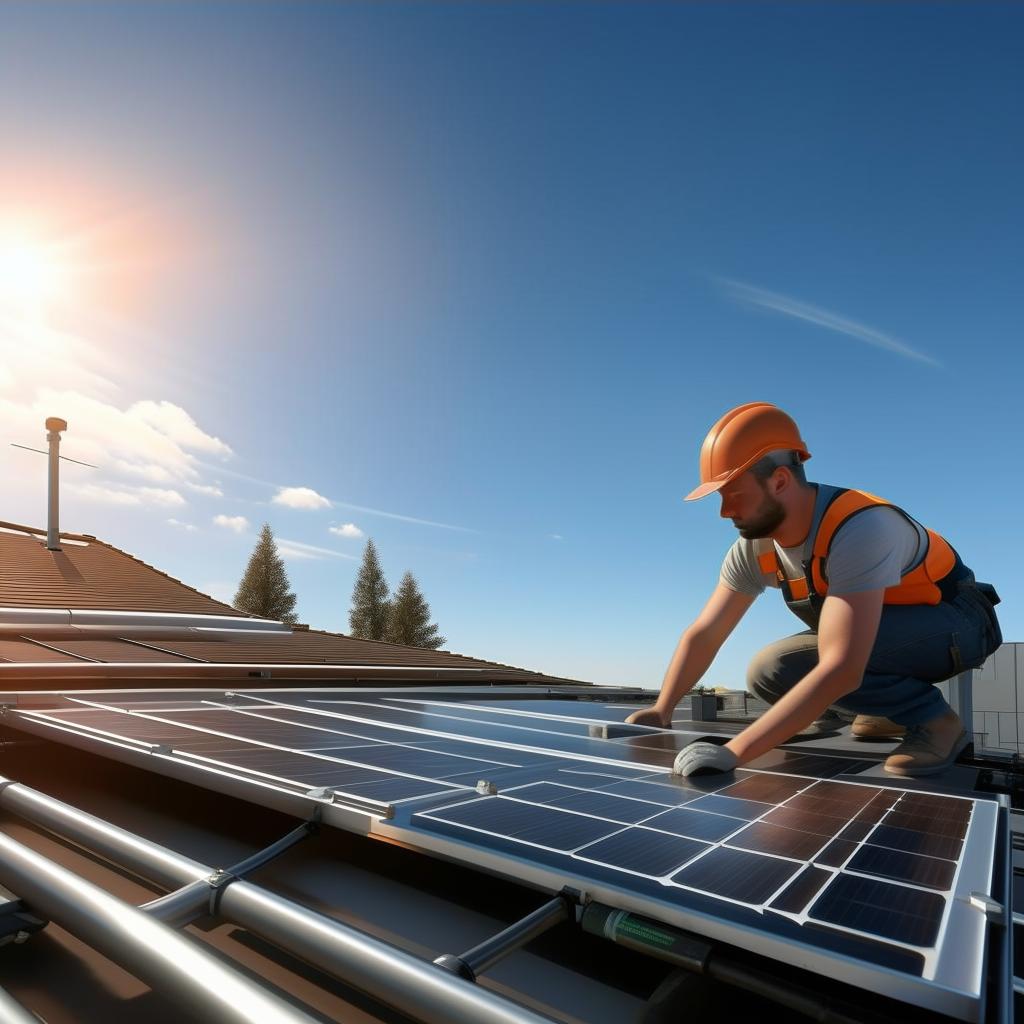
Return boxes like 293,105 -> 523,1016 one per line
673,742 -> 738,777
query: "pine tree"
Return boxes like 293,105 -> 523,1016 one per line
233,523 -> 298,624
349,539 -> 391,640
386,571 -> 446,649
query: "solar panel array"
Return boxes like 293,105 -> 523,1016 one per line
6,690 -> 1001,1021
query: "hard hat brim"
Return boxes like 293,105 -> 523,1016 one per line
684,477 -> 728,501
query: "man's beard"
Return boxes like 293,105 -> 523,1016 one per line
733,493 -> 786,540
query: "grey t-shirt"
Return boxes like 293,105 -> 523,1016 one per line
720,486 -> 927,598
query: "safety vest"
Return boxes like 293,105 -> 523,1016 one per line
755,488 -> 958,623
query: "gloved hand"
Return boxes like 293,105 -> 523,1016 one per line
673,742 -> 738,777
625,707 -> 670,729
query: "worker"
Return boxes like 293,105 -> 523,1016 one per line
627,403 -> 1002,778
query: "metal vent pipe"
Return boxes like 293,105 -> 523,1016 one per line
45,417 -> 67,552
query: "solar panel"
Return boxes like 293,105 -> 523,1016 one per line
5,689 -> 1004,1022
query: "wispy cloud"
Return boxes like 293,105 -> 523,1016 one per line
213,514 -> 249,533
276,537 -> 357,561
718,278 -> 942,369
272,486 -> 332,510
166,517 -> 198,532
198,461 -> 478,534
67,482 -> 185,507
329,522 -> 364,539
186,481 -> 224,498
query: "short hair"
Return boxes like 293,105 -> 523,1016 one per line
749,450 -> 807,487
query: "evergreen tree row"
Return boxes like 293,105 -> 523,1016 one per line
232,525 -> 445,650
348,539 -> 446,649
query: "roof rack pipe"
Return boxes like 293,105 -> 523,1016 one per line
434,893 -> 572,981
0,777 -> 559,1024
0,832 -> 322,1024
0,985 -> 43,1024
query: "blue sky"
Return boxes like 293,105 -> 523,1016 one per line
1,2 -> 1020,687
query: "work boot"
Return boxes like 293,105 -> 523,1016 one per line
851,715 -> 906,740
884,711 -> 969,777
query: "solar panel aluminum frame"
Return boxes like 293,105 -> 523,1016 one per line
4,709 -> 394,831
381,789 -> 1002,1023
2,692 -> 1009,1022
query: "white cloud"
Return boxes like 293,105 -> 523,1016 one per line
167,518 -> 198,532
186,481 -> 224,498
139,487 -> 185,507
549,534 -> 564,541
129,400 -> 232,456
213,514 -> 249,533
276,541 -> 321,561
328,522 -> 364,539
272,486 -> 332,510
277,537 -> 357,561
111,459 -> 176,483
68,483 -> 143,506
718,278 -> 942,368
67,482 -> 185,507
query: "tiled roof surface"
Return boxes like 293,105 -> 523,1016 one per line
0,522 -> 578,683
0,522 -> 238,615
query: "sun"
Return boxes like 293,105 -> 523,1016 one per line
0,228 -> 69,316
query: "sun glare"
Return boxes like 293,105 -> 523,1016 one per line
0,228 -> 69,316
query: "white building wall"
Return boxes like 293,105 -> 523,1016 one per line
937,643 -> 1022,753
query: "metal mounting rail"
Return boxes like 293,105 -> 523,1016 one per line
0,985 -> 42,1024
0,831 -> 319,1024
142,819 -> 319,926
0,775 -> 557,1024
434,893 -> 574,981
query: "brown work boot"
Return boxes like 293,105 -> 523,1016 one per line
851,715 -> 906,740
884,711 -> 969,777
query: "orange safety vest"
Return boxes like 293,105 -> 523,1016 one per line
756,488 -> 958,609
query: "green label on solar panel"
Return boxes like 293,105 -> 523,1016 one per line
615,917 -> 678,950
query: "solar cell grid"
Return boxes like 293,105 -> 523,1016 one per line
867,824 -> 963,862
761,805 -> 849,839
813,838 -> 859,869
641,806 -> 747,843
424,796 -> 614,851
808,874 -> 946,947
718,774 -> 807,803
847,846 -> 957,892
685,794 -> 774,821
574,828 -> 709,877
671,847 -> 801,905
727,821 -> 833,861
592,778 -> 704,806
769,865 -> 833,914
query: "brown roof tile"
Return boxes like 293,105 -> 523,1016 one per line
0,522 -> 238,615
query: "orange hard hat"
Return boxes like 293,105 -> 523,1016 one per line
685,402 -> 811,501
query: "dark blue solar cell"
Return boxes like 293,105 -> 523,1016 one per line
848,846 -> 956,891
672,847 -> 800,904
418,796 -> 615,851
769,866 -> 833,914
548,789 -> 663,824
643,806 -> 746,843
808,874 -> 945,947
575,828 -> 708,877
868,825 -> 963,862
728,821 -> 832,860
685,794 -> 774,821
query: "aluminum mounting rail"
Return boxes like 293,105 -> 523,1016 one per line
0,831 -> 319,1024
0,985 -> 41,1024
0,775 -> 558,1024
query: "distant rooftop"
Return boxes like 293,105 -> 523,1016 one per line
0,521 -> 584,685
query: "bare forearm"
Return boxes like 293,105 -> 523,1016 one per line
654,630 -> 720,716
725,664 -> 857,764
